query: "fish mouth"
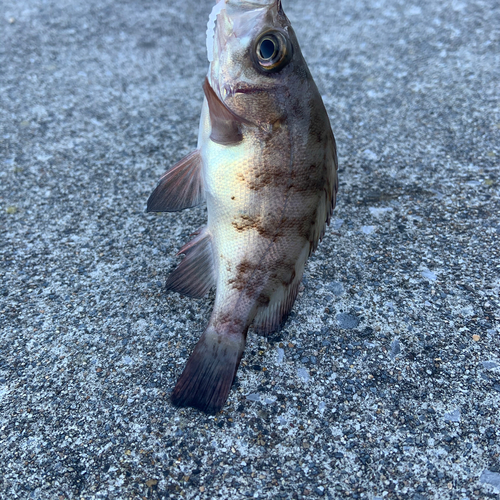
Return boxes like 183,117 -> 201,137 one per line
233,86 -> 267,95
217,81 -> 267,98
230,81 -> 269,95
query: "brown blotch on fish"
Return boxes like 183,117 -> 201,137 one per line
231,214 -> 262,233
246,169 -> 291,192
231,213 -> 308,242
257,294 -> 271,305
227,260 -> 257,291
227,277 -> 246,291
236,259 -> 255,276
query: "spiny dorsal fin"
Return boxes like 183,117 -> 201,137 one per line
147,149 -> 204,212
165,227 -> 215,298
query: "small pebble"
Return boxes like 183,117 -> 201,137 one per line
443,409 -> 461,422
480,470 -> 500,490
297,368 -> 310,382
421,269 -> 437,281
337,313 -> 359,329
361,225 -> 376,234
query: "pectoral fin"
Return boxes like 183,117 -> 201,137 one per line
203,77 -> 246,146
165,227 -> 215,298
147,149 -> 204,212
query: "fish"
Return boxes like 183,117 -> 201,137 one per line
147,0 -> 338,414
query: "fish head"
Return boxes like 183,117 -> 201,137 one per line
207,0 -> 306,125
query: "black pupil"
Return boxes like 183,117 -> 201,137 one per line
259,38 -> 276,60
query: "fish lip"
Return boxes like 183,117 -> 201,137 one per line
232,82 -> 268,95
233,86 -> 267,95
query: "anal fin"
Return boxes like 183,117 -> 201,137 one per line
147,149 -> 204,212
252,279 -> 302,336
165,227 -> 215,298
252,244 -> 309,336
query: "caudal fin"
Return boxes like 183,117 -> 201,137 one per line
171,326 -> 247,414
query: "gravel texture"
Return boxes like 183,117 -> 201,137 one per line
1,0 -> 499,498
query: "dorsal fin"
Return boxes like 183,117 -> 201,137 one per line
147,149 -> 204,212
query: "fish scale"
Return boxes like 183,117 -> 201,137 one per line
147,0 -> 338,413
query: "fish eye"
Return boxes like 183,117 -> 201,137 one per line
259,38 -> 277,60
253,30 -> 292,73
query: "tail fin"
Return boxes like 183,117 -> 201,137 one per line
171,325 -> 247,414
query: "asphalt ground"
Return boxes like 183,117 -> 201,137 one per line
0,0 -> 499,498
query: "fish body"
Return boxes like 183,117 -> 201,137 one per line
147,0 -> 338,413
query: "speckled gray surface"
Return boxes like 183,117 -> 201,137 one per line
1,0 -> 499,498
